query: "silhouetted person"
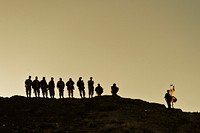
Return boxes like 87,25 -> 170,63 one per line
95,84 -> 103,96
66,78 -> 75,98
48,77 -> 55,98
111,83 -> 119,96
40,77 -> 48,98
77,77 -> 85,98
25,76 -> 32,98
164,90 -> 172,109
32,76 -> 40,97
57,78 -> 65,98
88,77 -> 94,98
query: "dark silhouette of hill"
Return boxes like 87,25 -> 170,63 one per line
0,96 -> 199,133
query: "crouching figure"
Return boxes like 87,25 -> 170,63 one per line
111,83 -> 119,96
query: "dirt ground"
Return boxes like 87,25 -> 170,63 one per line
0,95 -> 199,133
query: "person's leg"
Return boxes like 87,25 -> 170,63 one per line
167,101 -> 171,109
79,89 -> 82,98
68,90 -> 70,98
91,89 -> 94,98
26,88 -> 29,98
34,89 -> 37,97
59,91 -> 61,99
71,90 -> 73,98
46,90 -> 48,98
61,91 -> 64,98
83,90 -> 85,98
29,88 -> 31,97
88,88 -> 91,98
52,90 -> 54,98
38,89 -> 40,98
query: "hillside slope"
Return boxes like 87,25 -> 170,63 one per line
0,96 -> 199,133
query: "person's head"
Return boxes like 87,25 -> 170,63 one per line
51,77 -> 54,80
79,77 -> 82,80
69,78 -> 72,81
167,90 -> 170,93
98,83 -> 100,86
90,77 -> 93,80
60,78 -> 62,81
113,83 -> 116,86
43,77 -> 45,80
35,76 -> 38,80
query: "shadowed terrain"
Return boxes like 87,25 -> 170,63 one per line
0,95 -> 199,133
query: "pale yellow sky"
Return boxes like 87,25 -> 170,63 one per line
0,0 -> 200,112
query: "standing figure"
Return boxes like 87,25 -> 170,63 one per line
95,84 -> 103,96
66,78 -> 75,98
40,77 -> 48,98
48,77 -> 55,98
32,76 -> 40,97
77,77 -> 85,98
170,84 -> 176,108
111,83 -> 119,96
25,76 -> 32,98
164,90 -> 172,109
88,77 -> 94,98
57,78 -> 65,98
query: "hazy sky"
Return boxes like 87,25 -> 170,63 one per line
0,0 -> 200,112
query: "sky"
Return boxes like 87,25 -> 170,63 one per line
0,0 -> 200,112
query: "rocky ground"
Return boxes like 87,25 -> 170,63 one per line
0,95 -> 199,133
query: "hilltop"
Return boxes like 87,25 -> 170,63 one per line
0,95 -> 199,133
